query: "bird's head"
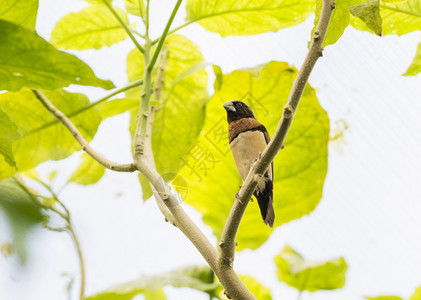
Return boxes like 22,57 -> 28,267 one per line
223,100 -> 255,123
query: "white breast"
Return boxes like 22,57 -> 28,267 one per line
230,130 -> 271,189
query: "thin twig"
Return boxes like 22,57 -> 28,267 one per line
148,0 -> 182,70
25,79 -> 143,137
32,90 -> 136,173
219,0 -> 336,271
102,0 -> 144,54
67,222 -> 85,300
131,28 -> 145,39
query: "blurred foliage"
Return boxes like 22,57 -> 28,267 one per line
0,177 -> 43,263
274,245 -> 347,292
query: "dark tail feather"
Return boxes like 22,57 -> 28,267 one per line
254,180 -> 275,227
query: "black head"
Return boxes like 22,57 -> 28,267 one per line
223,100 -> 255,123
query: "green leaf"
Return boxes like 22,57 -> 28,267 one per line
351,0 -> 421,35
0,177 -> 43,263
404,41 -> 421,76
0,109 -> 21,167
365,297 -> 404,300
50,5 -> 129,50
124,0 -> 146,18
179,61 -> 329,250
381,0 -> 421,35
97,98 -> 139,119
0,20 -> 114,91
185,0 -> 315,37
85,266 -> 218,300
410,287 -> 421,300
313,0 -> 365,47
274,245 -> 347,292
67,153 -> 106,185
0,0 -> 38,29
349,0 -> 383,36
0,89 -> 102,180
138,173 -> 153,200
126,34 -> 208,192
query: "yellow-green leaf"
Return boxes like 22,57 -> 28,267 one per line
185,0 -> 315,37
274,245 -> 347,292
0,89 -> 102,179
0,0 -> 38,29
365,297 -> 404,300
0,109 -> 21,167
404,41 -> 421,76
144,290 -> 167,300
410,287 -> 421,300
126,34 -> 208,195
83,0 -> 113,4
67,153 -> 106,185
238,275 -> 272,300
349,0 -> 383,36
313,0 -> 365,46
0,20 -> 114,91
124,0 -> 146,18
50,5 -> 129,50
381,0 -> 421,35
351,0 -> 421,35
178,61 -> 329,250
85,266 -> 218,300
97,98 -> 139,119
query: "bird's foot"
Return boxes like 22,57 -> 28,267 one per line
254,152 -> 263,162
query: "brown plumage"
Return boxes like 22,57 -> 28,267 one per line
223,100 -> 275,227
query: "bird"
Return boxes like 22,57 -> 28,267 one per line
223,100 -> 275,227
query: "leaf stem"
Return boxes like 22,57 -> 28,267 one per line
148,0 -> 182,70
24,80 -> 143,137
102,0 -> 144,54
219,0 -> 336,272
131,28 -> 145,39
32,90 -> 136,172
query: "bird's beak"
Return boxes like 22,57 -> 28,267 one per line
223,101 -> 236,112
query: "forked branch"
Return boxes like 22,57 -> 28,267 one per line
32,90 -> 136,172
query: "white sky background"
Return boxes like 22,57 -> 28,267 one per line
1,0 -> 421,300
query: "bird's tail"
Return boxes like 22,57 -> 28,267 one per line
254,180 -> 275,227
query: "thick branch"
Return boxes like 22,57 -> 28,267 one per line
219,0 -> 336,264
32,90 -> 136,173
137,159 -> 255,299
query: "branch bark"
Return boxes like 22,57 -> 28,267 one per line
219,0 -> 336,272
32,90 -> 136,173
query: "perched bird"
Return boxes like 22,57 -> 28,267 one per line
223,100 -> 275,227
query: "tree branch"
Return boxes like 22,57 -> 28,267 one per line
219,0 -> 336,268
25,80 -> 143,137
32,90 -> 136,173
102,0 -> 144,54
133,0 -> 182,158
